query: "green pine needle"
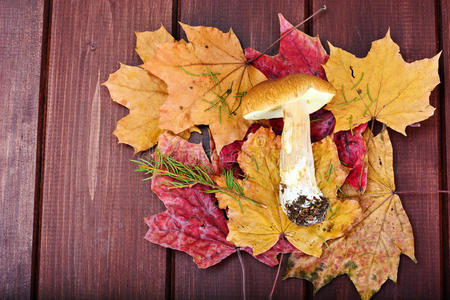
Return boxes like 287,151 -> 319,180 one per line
132,149 -> 265,209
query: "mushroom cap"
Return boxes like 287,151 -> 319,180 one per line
242,73 -> 336,120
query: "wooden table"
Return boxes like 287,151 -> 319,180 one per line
1,0 -> 449,299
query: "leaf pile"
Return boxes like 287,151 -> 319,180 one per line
104,17 -> 440,300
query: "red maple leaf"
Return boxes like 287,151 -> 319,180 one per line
269,109 -> 335,143
247,238 -> 299,266
333,123 -> 368,191
145,133 -> 299,268
245,13 -> 328,79
147,178 -> 234,268
218,140 -> 244,177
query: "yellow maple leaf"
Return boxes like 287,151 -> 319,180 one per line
312,136 -> 350,199
104,26 -> 199,153
143,24 -> 267,152
135,26 -> 175,63
284,129 -> 415,300
216,128 -> 361,257
324,30 -> 440,134
103,63 -> 167,153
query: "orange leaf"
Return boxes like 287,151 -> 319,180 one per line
103,63 -> 167,153
136,26 -> 175,63
144,24 -> 267,152
104,26 -> 197,152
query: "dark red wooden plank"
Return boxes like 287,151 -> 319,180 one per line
38,1 -> 172,298
440,0 -> 450,297
0,1 -> 45,298
174,1 -> 308,299
312,0 -> 442,299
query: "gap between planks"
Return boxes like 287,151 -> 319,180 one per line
31,0 -> 52,299
437,0 -> 449,296
166,0 -> 181,299
303,0 -> 314,299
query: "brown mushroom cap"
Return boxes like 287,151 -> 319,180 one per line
242,73 -> 336,120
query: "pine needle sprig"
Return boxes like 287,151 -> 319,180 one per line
132,149 -> 266,209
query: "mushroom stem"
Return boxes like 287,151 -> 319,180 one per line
279,100 -> 329,226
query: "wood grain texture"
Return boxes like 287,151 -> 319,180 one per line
312,0 -> 442,299
0,0 -> 45,298
174,1 -> 307,299
440,0 -> 450,297
38,1 -> 172,298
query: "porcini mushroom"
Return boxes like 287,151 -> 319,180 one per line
242,74 -> 336,226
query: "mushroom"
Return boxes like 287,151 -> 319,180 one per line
242,74 -> 336,226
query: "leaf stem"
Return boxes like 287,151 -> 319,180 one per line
237,249 -> 247,300
247,5 -> 327,65
269,253 -> 284,300
356,119 -> 376,192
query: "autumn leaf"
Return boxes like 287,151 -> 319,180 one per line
146,132 -> 233,268
144,24 -> 267,152
104,26 -> 200,152
103,63 -> 167,153
284,129 -> 415,300
216,127 -> 361,257
310,110 -> 336,143
325,30 -> 440,134
148,177 -> 234,268
312,136 -> 350,199
244,238 -> 301,267
245,13 -> 328,79
135,26 -> 175,63
334,123 -> 368,192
